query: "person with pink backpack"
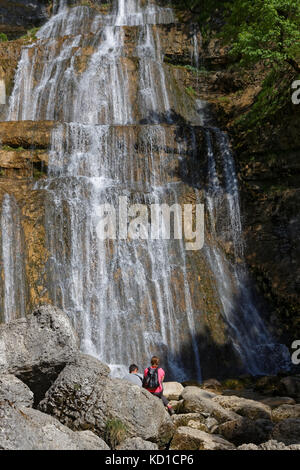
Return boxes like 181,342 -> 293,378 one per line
142,356 -> 174,415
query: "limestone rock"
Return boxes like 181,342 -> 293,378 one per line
0,402 -> 109,450
272,404 -> 300,422
163,382 -> 184,401
261,397 -> 296,409
0,305 -> 79,404
202,379 -> 222,393
217,417 -> 274,446
212,395 -> 272,420
238,440 -> 300,451
171,413 -> 206,429
0,374 -> 33,408
180,386 -> 217,400
179,388 -> 239,423
39,354 -> 174,447
117,438 -> 158,450
170,427 -> 235,450
271,418 -> 300,445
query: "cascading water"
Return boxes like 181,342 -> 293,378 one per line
204,128 -> 290,373
0,194 -> 26,322
4,0 -> 290,378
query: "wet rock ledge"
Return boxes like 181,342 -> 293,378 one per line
0,304 -> 300,450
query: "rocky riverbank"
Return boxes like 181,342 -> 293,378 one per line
0,305 -> 299,450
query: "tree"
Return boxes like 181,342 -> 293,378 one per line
172,0 -> 300,72
224,0 -> 300,72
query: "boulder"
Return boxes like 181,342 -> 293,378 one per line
0,374 -> 33,408
261,397 -> 296,409
238,440 -> 300,450
212,395 -> 272,420
279,377 -> 300,399
170,427 -> 235,450
271,418 -> 300,445
202,379 -> 222,393
0,402 -> 109,450
217,417 -> 274,446
39,354 -> 174,447
179,388 -> 239,423
163,382 -> 184,401
180,386 -> 217,400
0,305 -> 79,404
272,404 -> 300,422
116,438 -> 158,450
171,413 -> 206,429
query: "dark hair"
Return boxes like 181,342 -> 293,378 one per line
151,356 -> 160,366
129,364 -> 138,373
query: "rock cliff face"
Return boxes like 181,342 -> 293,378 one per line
0,0 -> 295,380
0,0 -> 51,39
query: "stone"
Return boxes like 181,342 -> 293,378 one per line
170,427 -> 236,450
171,413 -> 206,429
205,417 -> 219,432
279,377 -> 300,399
238,440 -> 300,450
163,382 -> 184,401
217,417 -> 274,446
180,386 -> 217,400
202,379 -> 222,392
39,354 -> 174,447
0,305 -> 79,404
0,402 -> 109,450
179,388 -> 239,424
271,418 -> 300,445
0,121 -> 55,149
212,395 -> 272,420
116,438 -> 158,450
272,404 -> 300,422
261,397 -> 296,409
0,374 -> 33,408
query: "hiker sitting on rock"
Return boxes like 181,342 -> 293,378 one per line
143,356 -> 174,415
123,363 -> 143,387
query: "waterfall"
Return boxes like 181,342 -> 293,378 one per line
5,0 -> 290,378
0,194 -> 26,323
204,128 -> 290,374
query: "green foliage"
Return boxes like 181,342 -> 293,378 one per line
172,0 -> 300,71
224,0 -> 300,71
104,419 -> 127,449
0,33 -> 8,43
185,86 -> 197,97
21,27 -> 40,41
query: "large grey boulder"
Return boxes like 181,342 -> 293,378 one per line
217,417 -> 274,446
212,395 -> 272,421
39,354 -> 174,447
0,374 -> 33,408
0,305 -> 79,404
117,438 -> 158,450
169,426 -> 235,450
271,418 -> 300,445
163,382 -> 184,401
178,387 -> 239,424
261,397 -> 296,409
180,386 -> 217,400
0,402 -> 109,450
